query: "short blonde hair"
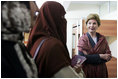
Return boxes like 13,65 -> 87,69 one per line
85,13 -> 101,27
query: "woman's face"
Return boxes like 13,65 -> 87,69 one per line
86,19 -> 99,33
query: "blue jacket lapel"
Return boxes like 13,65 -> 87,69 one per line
87,32 -> 95,48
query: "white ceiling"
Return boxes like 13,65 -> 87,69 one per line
70,1 -> 107,5
63,1 -> 108,11
35,1 -> 108,11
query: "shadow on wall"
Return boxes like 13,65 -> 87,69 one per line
106,36 -> 117,58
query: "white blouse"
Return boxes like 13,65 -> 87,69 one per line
92,37 -> 97,44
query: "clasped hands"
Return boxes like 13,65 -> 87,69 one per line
99,54 -> 112,61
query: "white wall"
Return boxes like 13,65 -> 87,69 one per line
66,18 -> 78,58
101,11 -> 117,20
66,4 -> 99,19
100,1 -> 117,20
109,40 -> 117,58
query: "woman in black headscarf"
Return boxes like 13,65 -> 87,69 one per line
1,1 -> 38,78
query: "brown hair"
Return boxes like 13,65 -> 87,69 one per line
86,13 -> 101,26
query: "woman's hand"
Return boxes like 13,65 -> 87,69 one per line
99,54 -> 112,61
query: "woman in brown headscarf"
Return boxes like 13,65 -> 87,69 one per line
27,1 -> 82,78
78,14 -> 112,78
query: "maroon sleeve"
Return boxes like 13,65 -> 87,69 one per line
104,38 -> 111,54
78,36 -> 87,52
78,35 -> 90,54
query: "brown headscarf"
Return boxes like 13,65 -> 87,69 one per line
27,1 -> 67,51
27,1 -> 70,77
